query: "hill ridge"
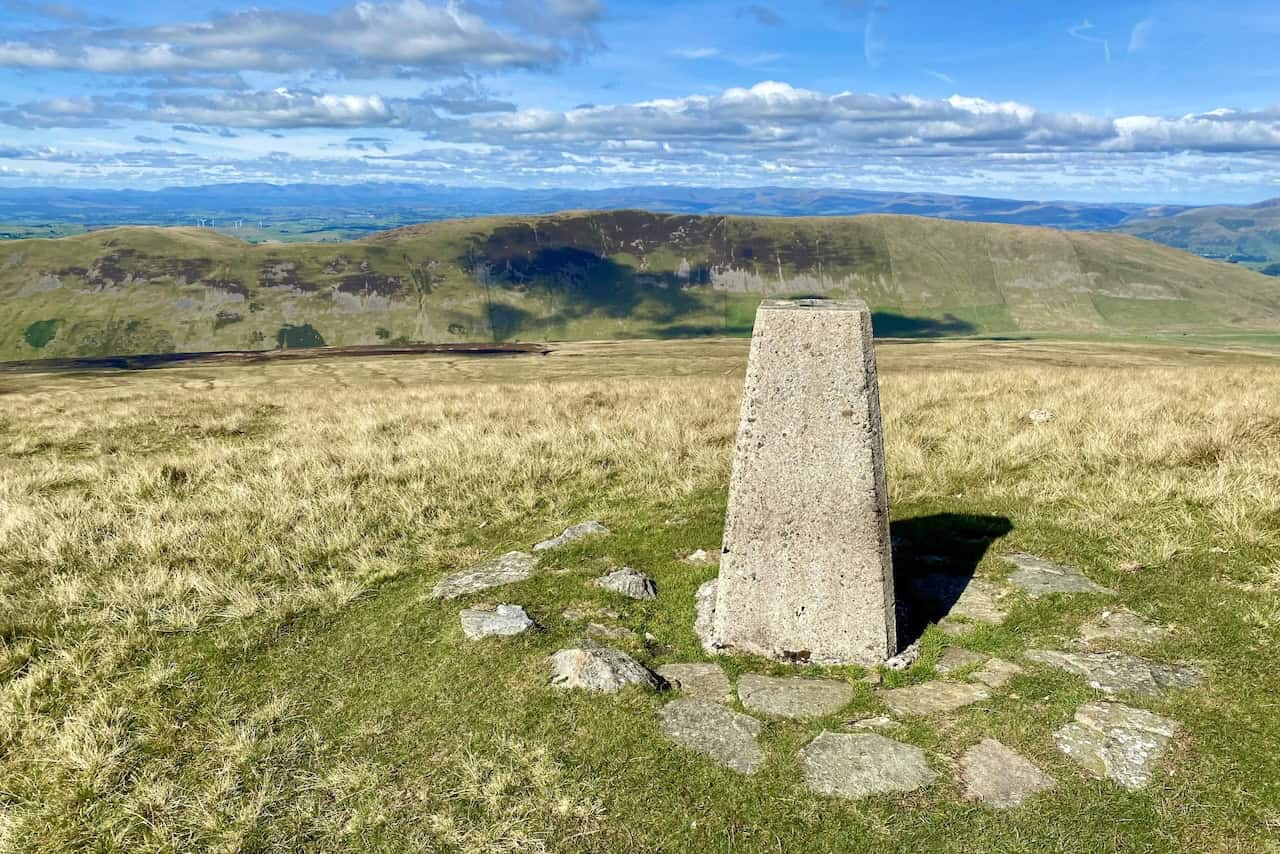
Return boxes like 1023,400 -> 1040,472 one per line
2,210 -> 1278,360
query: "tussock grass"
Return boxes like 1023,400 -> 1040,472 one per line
1,338 -> 1278,851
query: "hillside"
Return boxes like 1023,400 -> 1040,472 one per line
1118,198 -> 1280,273
3,210 -> 1279,361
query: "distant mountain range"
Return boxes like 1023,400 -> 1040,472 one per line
3,210 -> 1278,361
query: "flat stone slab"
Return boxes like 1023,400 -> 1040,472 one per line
432,551 -> 535,600
548,643 -> 666,694
1055,701 -> 1180,791
460,604 -> 535,639
1004,553 -> 1114,597
800,732 -> 937,799
1026,649 -> 1203,698
1079,610 -> 1171,646
738,674 -> 854,719
910,573 -> 1009,624
595,567 -> 657,600
534,521 -> 609,551
973,657 -> 1023,689
936,647 -> 988,674
847,715 -> 901,731
682,549 -> 719,566
658,699 -> 764,774
587,622 -> 638,641
693,578 -> 719,654
656,663 -> 733,703
961,739 -> 1056,807
879,681 -> 991,716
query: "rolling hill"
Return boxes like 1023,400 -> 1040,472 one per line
1117,198 -> 1280,273
2,210 -> 1279,361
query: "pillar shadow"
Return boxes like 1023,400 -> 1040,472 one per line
890,513 -> 1014,648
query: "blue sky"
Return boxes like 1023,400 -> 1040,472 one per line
1,0 -> 1278,202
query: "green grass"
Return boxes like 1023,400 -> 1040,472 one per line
1,338 -> 1279,851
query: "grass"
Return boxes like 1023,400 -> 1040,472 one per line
1,338 -> 1279,851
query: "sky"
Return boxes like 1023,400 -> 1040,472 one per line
0,0 -> 1278,203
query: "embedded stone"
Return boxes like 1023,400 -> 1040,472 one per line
800,732 -> 937,799
658,699 -> 764,775
960,739 -> 1056,807
1026,409 -> 1054,425
1026,649 -> 1203,698
936,647 -> 988,674
431,551 -> 535,600
534,521 -> 609,551
459,604 -> 535,639
973,657 -> 1024,689
1004,553 -> 1114,597
879,681 -> 991,716
1079,610 -> 1171,646
587,622 -> 638,641
738,674 -> 854,719
910,573 -> 1009,624
595,567 -> 657,600
714,300 -> 896,666
847,715 -> 900,731
683,549 -> 719,566
656,663 -> 733,703
1055,701 -> 1180,791
548,643 -> 666,693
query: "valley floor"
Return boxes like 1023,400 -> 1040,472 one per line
1,339 -> 1278,852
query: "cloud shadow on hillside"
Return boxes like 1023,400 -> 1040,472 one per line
890,512 -> 1013,648
871,312 -> 977,338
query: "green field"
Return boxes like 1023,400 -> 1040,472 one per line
1,338 -> 1278,852
3,211 -> 1279,362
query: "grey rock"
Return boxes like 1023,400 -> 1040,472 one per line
973,657 -> 1024,689
460,604 -> 535,640
548,643 -> 666,694
1026,409 -> 1055,425
1079,610 -> 1171,646
714,300 -> 896,667
657,699 -> 764,774
534,521 -> 609,551
936,647 -> 988,674
738,674 -> 854,719
595,567 -> 657,600
587,622 -> 638,641
683,549 -> 719,566
960,739 -> 1056,807
1004,553 -> 1114,597
847,714 -> 900,731
431,551 -> 535,600
800,732 -> 937,799
885,639 -> 922,671
879,681 -> 991,716
1026,649 -> 1203,698
1054,701 -> 1180,791
910,573 -> 1009,624
656,663 -> 733,703
937,618 -> 976,638
694,578 -> 719,654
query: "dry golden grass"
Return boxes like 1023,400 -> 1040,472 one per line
0,338 -> 1278,851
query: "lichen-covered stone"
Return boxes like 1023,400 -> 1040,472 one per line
936,647 -> 988,674
548,643 -> 666,693
656,663 -> 733,703
878,681 -> 991,716
658,699 -> 764,774
1078,610 -> 1171,646
693,578 -> 719,654
1004,553 -> 1114,597
431,551 -> 535,600
800,732 -> 936,798
738,673 -> 854,719
460,604 -> 535,639
972,657 -> 1023,689
534,521 -> 610,551
1026,649 -> 1203,698
1055,701 -> 1180,791
960,739 -> 1055,807
595,567 -> 657,600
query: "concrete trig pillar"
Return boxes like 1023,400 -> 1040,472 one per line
713,298 -> 896,665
